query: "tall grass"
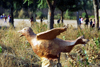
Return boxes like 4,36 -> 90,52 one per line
0,22 -> 100,67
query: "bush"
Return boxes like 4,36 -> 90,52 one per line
64,10 -> 76,20
82,12 -> 86,18
36,11 -> 45,19
90,15 -> 95,18
13,10 -> 18,18
0,22 -> 100,67
18,9 -> 25,19
0,46 -> 2,53
54,14 -> 61,19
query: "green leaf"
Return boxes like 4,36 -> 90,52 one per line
23,0 -> 28,4
38,0 -> 43,8
38,0 -> 47,8
63,36 -> 65,40
0,46 -> 2,53
28,0 -> 33,6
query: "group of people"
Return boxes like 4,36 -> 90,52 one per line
79,16 -> 95,28
0,14 -> 11,23
89,19 -> 95,28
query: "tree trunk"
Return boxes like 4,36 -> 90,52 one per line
83,7 -> 88,18
47,8 -> 54,29
46,0 -> 57,29
61,11 -> 63,23
76,11 -> 79,28
93,0 -> 99,28
83,0 -> 88,18
11,1 -> 14,27
33,11 -> 36,22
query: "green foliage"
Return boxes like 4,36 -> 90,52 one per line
38,0 -> 47,9
63,36 -> 66,40
23,0 -> 33,6
0,0 -> 23,10
0,46 -> 2,53
82,12 -> 86,18
90,15 -> 95,18
23,0 -> 38,12
83,0 -> 93,10
64,10 -> 70,19
94,37 -> 100,48
64,10 -> 76,20
36,11 -> 44,19
57,0 -> 82,12
54,14 -> 61,19
18,9 -> 25,18
83,49 -> 89,65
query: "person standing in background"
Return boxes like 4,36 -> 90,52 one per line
90,19 -> 93,28
78,16 -> 81,28
4,16 -> 7,23
92,19 -> 95,28
81,17 -> 83,24
85,17 -> 89,28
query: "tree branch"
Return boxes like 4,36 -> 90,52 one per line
46,0 -> 52,8
53,0 -> 57,8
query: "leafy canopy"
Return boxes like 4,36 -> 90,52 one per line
57,0 -> 82,12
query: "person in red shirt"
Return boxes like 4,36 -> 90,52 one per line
4,16 -> 7,23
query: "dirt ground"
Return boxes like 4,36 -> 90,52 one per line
0,19 -> 86,28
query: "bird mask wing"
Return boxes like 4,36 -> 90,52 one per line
37,27 -> 67,40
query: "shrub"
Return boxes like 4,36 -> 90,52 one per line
90,15 -> 95,18
36,11 -> 44,19
0,46 -> 2,53
54,14 -> 61,19
64,10 -> 76,20
0,22 -> 100,67
82,12 -> 86,18
13,10 -> 18,18
18,9 -> 25,19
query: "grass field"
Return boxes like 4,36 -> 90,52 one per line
0,22 -> 100,67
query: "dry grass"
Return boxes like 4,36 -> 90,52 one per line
0,22 -> 100,67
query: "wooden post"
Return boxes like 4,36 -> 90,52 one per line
41,57 -> 57,67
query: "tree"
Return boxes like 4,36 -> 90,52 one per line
82,0 -> 93,18
57,0 -> 82,23
0,0 -> 23,27
38,0 -> 59,29
46,0 -> 57,29
56,0 -> 67,23
83,0 -> 88,18
24,0 -> 38,22
93,0 -> 99,28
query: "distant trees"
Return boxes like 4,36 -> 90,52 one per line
82,0 -> 93,18
57,0 -> 82,23
24,0 -> 38,22
38,0 -> 83,29
0,0 -> 23,26
0,0 -> 99,29
46,0 -> 57,29
38,0 -> 57,29
83,0 -> 88,18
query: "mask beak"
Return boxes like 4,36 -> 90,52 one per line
18,30 -> 24,37
19,35 -> 24,37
